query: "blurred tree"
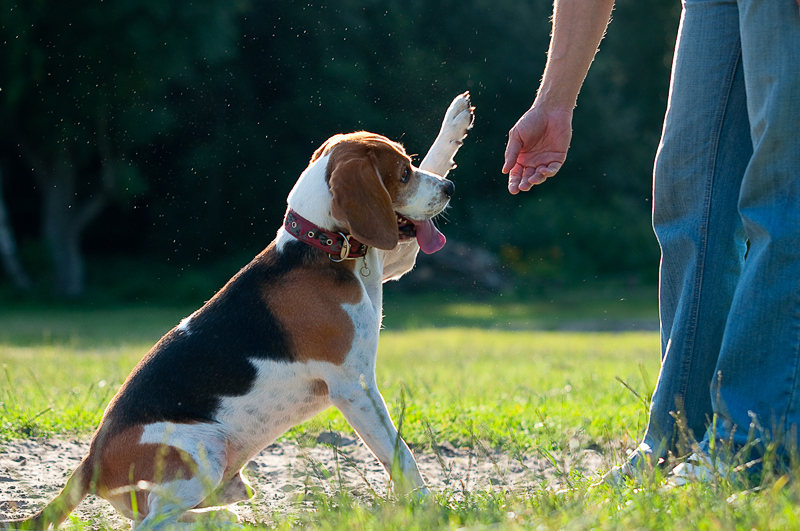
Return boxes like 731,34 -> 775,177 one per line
0,0 -> 679,299
0,167 -> 32,291
0,0 -> 243,296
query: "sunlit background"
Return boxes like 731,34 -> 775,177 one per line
0,0 -> 679,304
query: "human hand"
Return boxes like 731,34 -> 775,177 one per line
502,106 -> 572,194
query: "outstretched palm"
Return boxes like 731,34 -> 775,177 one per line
503,106 -> 573,194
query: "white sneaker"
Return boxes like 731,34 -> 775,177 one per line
591,458 -> 660,489
666,452 -> 726,487
590,443 -> 662,489
592,461 -> 640,488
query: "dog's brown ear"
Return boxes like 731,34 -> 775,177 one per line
329,150 -> 398,250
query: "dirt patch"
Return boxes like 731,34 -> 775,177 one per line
1,435 -> 607,528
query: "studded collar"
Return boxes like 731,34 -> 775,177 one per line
283,209 -> 368,261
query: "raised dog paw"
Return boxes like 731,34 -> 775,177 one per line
420,92 -> 476,177
442,92 -> 475,143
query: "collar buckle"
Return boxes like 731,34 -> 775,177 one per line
330,233 -> 352,263
284,209 -> 368,260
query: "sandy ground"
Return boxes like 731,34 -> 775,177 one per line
0,433 -> 607,528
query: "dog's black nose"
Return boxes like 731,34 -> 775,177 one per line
443,180 -> 455,197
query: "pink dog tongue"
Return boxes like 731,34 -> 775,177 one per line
415,220 -> 446,254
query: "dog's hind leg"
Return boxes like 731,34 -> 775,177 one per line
126,425 -> 230,530
195,469 -> 254,508
178,469 -> 254,524
135,473 -> 226,531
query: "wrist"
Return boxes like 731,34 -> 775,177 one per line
530,94 -> 575,116
531,82 -> 578,113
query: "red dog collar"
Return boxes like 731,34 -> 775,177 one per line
284,209 -> 368,261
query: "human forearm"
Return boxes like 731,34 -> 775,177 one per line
503,0 -> 615,192
535,0 -> 615,111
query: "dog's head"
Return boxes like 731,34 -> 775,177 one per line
313,132 -> 454,254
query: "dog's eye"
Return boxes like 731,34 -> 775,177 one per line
400,167 -> 411,183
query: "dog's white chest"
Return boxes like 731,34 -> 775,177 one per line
214,362 -> 330,453
214,296 -> 381,460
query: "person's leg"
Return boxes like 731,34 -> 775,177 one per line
707,0 -> 800,458
635,0 -> 753,466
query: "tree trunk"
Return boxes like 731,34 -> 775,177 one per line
41,155 -> 83,297
18,114 -> 115,298
0,168 -> 33,291
40,151 -> 108,298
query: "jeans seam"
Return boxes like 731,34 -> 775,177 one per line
782,289 -> 800,430
675,45 -> 743,407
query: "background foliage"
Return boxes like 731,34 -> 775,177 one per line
0,0 -> 680,300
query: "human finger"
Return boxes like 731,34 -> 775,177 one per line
502,130 -> 523,174
507,164 -> 524,194
534,162 -> 562,180
522,166 -> 546,188
513,167 -> 537,192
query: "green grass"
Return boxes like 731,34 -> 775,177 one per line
0,301 -> 657,444
4,298 -> 800,530
381,284 -> 658,330
301,329 -> 656,451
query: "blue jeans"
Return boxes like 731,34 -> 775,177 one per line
633,0 -> 800,465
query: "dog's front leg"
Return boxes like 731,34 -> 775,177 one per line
381,93 -> 475,282
419,92 -> 474,178
380,242 -> 421,283
330,376 -> 428,497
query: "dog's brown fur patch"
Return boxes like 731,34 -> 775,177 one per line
264,268 -> 361,365
95,426 -> 197,520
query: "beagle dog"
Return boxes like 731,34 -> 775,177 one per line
2,93 -> 474,530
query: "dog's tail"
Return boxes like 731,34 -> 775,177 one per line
0,457 -> 93,530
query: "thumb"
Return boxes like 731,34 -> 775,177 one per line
503,131 -> 523,174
